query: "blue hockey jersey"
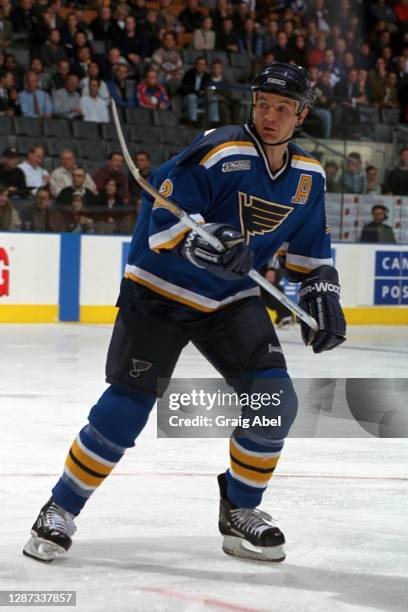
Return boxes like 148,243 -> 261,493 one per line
125,124 -> 333,313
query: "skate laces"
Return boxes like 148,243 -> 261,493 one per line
230,508 -> 275,537
43,503 -> 76,537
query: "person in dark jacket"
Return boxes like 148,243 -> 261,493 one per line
56,167 -> 98,208
179,56 -> 214,125
360,205 -> 396,243
0,148 -> 28,197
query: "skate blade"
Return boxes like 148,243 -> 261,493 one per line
222,535 -> 285,562
23,534 -> 66,563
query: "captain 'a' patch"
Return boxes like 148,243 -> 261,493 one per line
238,191 -> 294,244
291,173 -> 312,204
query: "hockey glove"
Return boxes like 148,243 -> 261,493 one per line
179,223 -> 254,281
298,265 -> 346,353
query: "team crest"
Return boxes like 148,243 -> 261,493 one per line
129,358 -> 153,378
238,191 -> 294,243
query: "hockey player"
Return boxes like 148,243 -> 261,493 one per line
24,63 -> 346,563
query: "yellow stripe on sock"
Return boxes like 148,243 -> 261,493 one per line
229,440 -> 280,470
71,439 -> 113,477
65,454 -> 106,488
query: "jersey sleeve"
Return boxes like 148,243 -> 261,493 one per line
147,163 -> 211,253
278,178 -> 333,281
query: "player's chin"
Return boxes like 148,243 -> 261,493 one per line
260,130 -> 283,145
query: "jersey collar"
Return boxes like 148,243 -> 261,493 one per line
244,123 -> 290,181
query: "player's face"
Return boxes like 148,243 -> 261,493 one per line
253,92 -> 306,146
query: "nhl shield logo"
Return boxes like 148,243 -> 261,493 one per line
129,358 -> 153,378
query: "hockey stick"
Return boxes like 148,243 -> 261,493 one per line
110,100 -> 319,332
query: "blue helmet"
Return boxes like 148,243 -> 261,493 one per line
252,62 -> 315,113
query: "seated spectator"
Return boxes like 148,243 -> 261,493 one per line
151,31 -> 184,95
215,18 -> 239,53
332,68 -> 361,128
107,63 -> 137,108
383,147 -> 408,195
340,153 -> 367,194
179,56 -> 212,125
56,166 -> 98,208
137,69 -> 170,110
71,46 -> 93,80
262,19 -> 279,55
132,0 -> 148,27
357,42 -> 376,71
271,31 -> 291,63
210,0 -> 231,36
193,16 -> 216,51
129,150 -> 152,201
29,58 -> 49,91
233,1 -> 250,37
0,184 -> 21,230
360,205 -> 396,244
20,187 -> 61,232
3,53 -> 24,91
100,46 -> 128,81
50,149 -> 96,197
366,165 -> 381,194
312,69 -> 333,139
179,0 -> 204,33
324,161 -> 341,192
114,15 -> 151,70
0,8 -> 13,48
395,0 -> 408,24
291,35 -> 307,66
61,11 -> 82,59
40,28 -> 67,67
238,18 -> 263,59
80,62 -> 110,102
73,30 -> 92,58
96,178 -> 125,209
48,59 -> 70,92
80,77 -> 109,123
156,0 -> 178,31
369,0 -> 396,27
319,48 -> 343,87
90,5 -> 114,41
59,193 -> 95,234
18,70 -> 52,118
0,148 -> 28,197
11,0 -> 38,36
307,0 -> 330,33
93,152 -> 130,203
52,73 -> 82,120
18,145 -> 49,195
380,72 -> 400,108
356,69 -> 370,104
0,70 -> 18,117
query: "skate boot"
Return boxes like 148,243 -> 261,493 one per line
218,473 -> 285,562
23,498 -> 76,563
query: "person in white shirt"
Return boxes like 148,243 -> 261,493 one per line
50,149 -> 97,197
80,62 -> 110,101
18,145 -> 49,195
80,77 -> 110,123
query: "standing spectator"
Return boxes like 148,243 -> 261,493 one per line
239,18 -> 263,59
18,71 -> 52,118
340,152 -> 367,194
0,185 -> 21,230
383,147 -> 408,195
107,64 -> 137,108
90,5 -> 114,41
80,77 -> 109,123
129,150 -> 152,201
179,56 -> 212,125
56,167 -> 98,208
368,57 -> 388,105
93,152 -> 130,203
324,161 -> 340,192
18,146 -> 49,195
0,148 -> 28,197
40,28 -> 67,67
80,62 -> 110,102
50,149 -> 96,197
20,187 -> 61,232
179,0 -> 204,33
48,59 -> 70,92
366,165 -> 381,194
215,18 -> 239,53
312,69 -> 333,138
52,74 -> 82,120
0,8 -> 13,48
360,205 -> 396,244
151,31 -> 184,95
0,70 -> 18,117
136,69 -> 170,110
193,16 -> 216,51
96,179 -> 125,209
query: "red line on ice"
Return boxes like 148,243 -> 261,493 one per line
140,586 -> 264,612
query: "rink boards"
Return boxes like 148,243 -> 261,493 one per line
0,231 -> 407,324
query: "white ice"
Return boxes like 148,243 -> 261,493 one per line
0,324 -> 407,612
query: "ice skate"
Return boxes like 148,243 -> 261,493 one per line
23,498 -> 76,563
218,473 -> 285,562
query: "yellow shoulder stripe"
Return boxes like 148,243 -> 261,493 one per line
200,141 -> 256,165
292,154 -> 321,166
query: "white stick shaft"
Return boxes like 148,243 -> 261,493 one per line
110,100 -> 319,332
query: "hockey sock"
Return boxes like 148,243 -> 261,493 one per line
52,384 -> 155,515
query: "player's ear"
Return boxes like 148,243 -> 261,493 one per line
296,107 -> 309,127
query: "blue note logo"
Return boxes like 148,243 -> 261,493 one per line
129,358 -> 153,378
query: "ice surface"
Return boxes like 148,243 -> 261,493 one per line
0,324 -> 407,612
